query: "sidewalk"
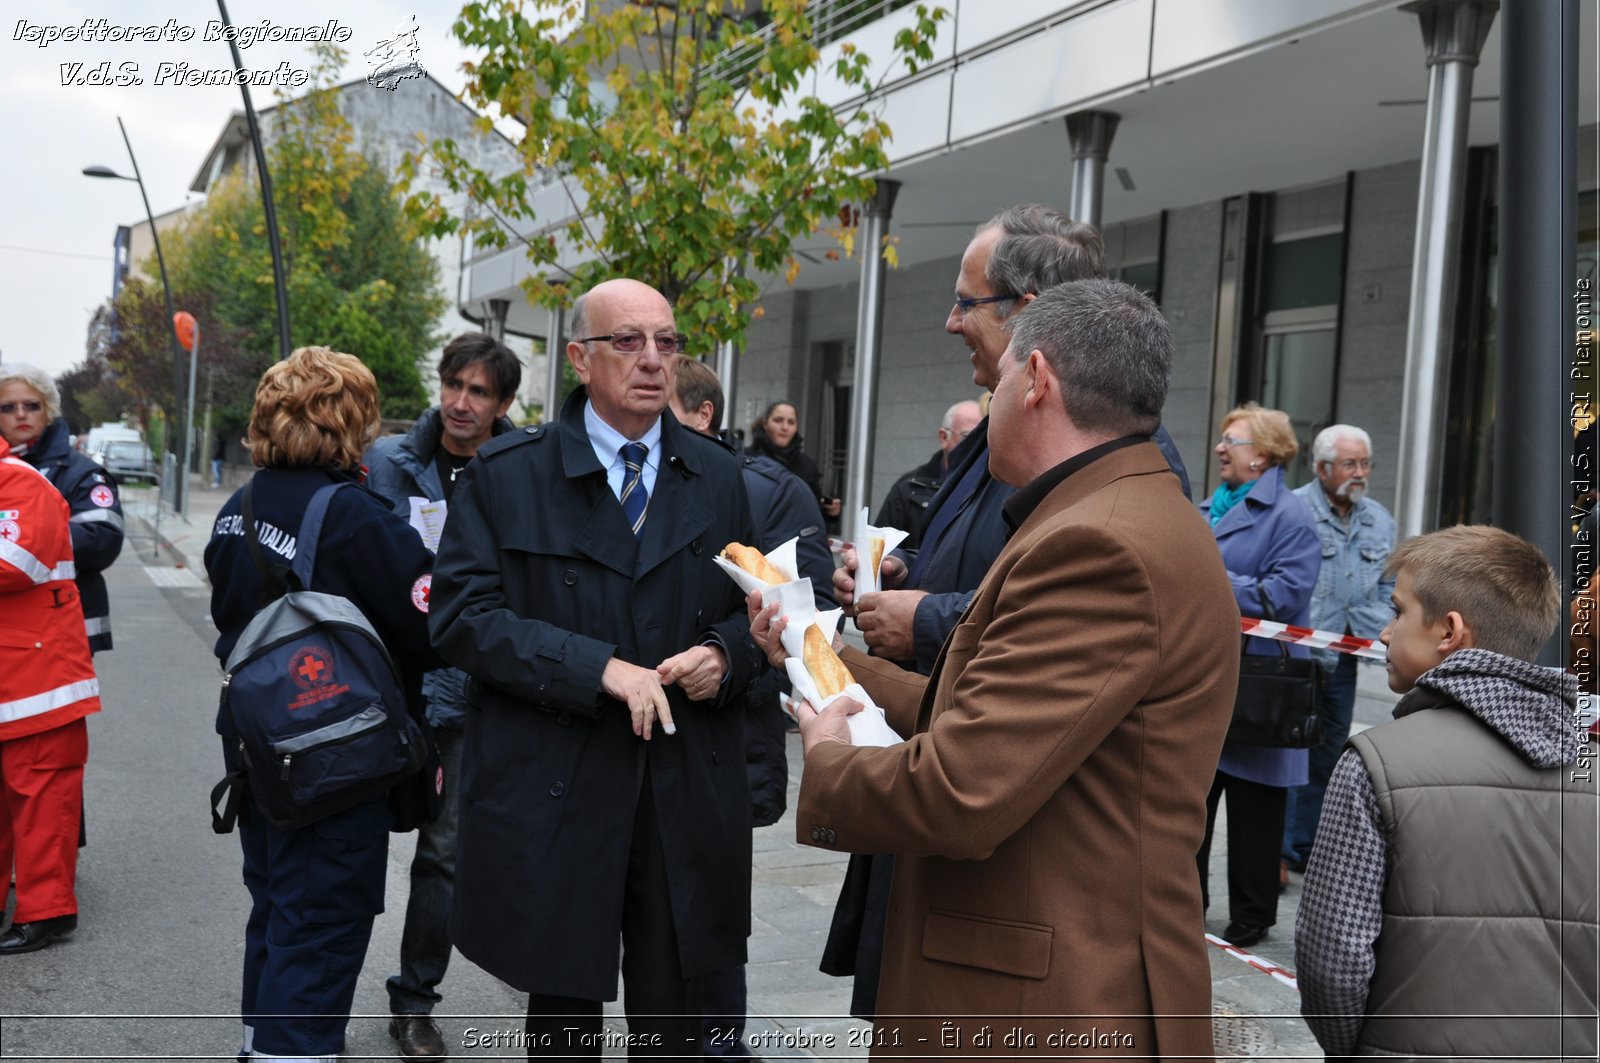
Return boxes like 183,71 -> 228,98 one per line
130,470 -> 1369,1058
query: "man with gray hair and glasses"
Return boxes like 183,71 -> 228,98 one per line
825,203 -> 1191,1019
1281,424 -> 1395,883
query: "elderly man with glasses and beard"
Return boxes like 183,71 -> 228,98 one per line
1281,424 -> 1395,884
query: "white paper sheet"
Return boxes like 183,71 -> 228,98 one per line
850,507 -> 909,597
776,589 -> 902,747
408,496 -> 447,554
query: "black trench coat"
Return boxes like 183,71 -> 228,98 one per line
429,388 -> 763,1000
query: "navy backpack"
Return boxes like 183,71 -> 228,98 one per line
210,481 -> 427,833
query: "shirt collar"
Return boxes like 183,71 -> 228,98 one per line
1002,435 -> 1147,534
584,399 -> 662,467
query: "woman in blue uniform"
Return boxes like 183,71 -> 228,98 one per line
205,346 -> 439,1061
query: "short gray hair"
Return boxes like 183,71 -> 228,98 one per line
981,204 -> 1106,305
569,291 -> 590,345
941,400 -> 977,430
1004,279 -> 1170,437
0,363 -> 60,420
1311,424 -> 1373,467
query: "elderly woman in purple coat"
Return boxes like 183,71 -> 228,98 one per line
1196,402 -> 1321,949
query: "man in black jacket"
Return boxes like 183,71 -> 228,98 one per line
365,332 -> 521,1060
670,357 -> 832,1059
430,280 -> 763,1057
873,399 -> 981,548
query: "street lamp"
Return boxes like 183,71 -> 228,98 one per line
84,116 -> 190,516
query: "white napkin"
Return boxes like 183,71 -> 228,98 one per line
712,536 -> 803,596
776,584 -> 902,748
851,507 -> 910,597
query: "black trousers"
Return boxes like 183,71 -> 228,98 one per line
524,779 -> 703,1060
1197,769 -> 1287,929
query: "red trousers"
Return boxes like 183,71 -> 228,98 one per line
0,718 -> 87,922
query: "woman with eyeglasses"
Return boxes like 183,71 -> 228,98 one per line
1195,402 -> 1321,949
747,401 -> 842,523
0,366 -> 125,657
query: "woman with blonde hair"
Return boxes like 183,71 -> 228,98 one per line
1195,402 -> 1321,948
204,347 -> 440,1061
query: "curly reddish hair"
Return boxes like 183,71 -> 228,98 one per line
247,346 -> 380,470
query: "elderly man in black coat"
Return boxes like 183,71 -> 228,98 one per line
430,279 -> 763,1058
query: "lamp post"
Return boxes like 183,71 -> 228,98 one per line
84,116 -> 189,515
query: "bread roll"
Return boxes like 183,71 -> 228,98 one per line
804,623 -> 853,700
722,542 -> 786,584
869,534 -> 886,580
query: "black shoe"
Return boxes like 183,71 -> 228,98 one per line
389,1014 -> 447,1059
1222,922 -> 1267,948
0,914 -> 78,954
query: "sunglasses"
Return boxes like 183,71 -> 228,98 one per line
0,400 -> 43,415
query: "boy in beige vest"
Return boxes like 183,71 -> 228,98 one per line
1296,525 -> 1596,1059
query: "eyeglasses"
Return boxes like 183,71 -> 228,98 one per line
0,400 -> 43,415
1329,458 -> 1374,473
575,331 -> 689,356
1218,434 -> 1255,447
952,294 -> 1014,317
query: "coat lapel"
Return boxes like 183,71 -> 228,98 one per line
557,389 -> 637,578
635,418 -> 713,579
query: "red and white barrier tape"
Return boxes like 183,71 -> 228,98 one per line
1241,617 -> 1386,661
1205,932 -> 1299,991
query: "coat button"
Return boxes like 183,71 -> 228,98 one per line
550,782 -> 565,797
564,570 -> 578,586
810,827 -> 823,841
825,828 -> 837,843
690,539 -> 703,556
711,750 -> 719,765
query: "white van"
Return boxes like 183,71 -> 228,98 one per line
84,423 -> 141,462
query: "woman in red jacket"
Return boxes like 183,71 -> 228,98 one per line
0,439 -> 101,954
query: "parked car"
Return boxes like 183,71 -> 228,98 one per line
99,439 -> 158,484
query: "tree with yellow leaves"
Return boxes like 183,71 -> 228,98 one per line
404,0 -> 943,352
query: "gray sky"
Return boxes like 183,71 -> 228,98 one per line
1,1 -> 486,379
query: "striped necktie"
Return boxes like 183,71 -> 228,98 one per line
620,441 -> 649,538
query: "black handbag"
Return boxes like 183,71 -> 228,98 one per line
1226,588 -> 1324,748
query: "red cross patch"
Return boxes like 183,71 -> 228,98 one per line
0,519 -> 19,542
89,485 -> 115,508
289,645 -> 336,691
411,574 -> 431,613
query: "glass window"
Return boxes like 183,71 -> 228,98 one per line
1260,326 -> 1338,488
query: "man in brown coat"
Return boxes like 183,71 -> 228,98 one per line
760,279 -> 1238,1057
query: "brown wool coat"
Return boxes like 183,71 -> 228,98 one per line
799,443 -> 1239,1059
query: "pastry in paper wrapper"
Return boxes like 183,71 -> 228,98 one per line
772,581 -> 902,747
850,506 -> 910,597
713,537 -> 803,596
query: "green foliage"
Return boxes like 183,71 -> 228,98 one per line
405,0 -> 944,353
98,41 -> 445,427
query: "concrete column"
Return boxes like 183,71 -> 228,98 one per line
715,338 -> 739,434
844,180 -> 900,525
1064,111 -> 1120,229
716,259 -> 742,433
543,304 -> 565,423
1497,0 -> 1576,665
1393,0 -> 1497,539
486,298 -> 509,341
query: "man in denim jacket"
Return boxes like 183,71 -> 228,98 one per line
1282,424 -> 1395,878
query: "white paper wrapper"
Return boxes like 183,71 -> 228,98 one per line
782,682 -> 902,747
712,536 -> 802,597
851,507 -> 910,597
777,590 -> 902,747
